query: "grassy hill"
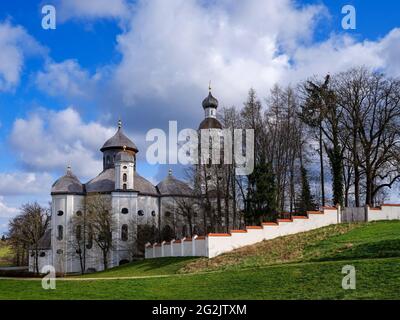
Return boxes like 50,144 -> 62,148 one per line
0,221 -> 399,299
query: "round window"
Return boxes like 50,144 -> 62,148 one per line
151,210 -> 156,217
121,208 -> 129,214
137,210 -> 144,216
57,210 -> 64,216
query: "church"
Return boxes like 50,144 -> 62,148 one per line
29,89 -> 223,274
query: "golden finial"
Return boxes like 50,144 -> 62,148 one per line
67,165 -> 72,173
208,80 -> 212,93
118,119 -> 122,128
168,168 -> 172,176
123,145 -> 127,151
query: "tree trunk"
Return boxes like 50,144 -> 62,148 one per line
319,125 -> 325,207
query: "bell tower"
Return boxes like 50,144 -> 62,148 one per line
115,146 -> 135,191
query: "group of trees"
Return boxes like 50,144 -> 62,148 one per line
8,202 -> 50,273
172,67 -> 400,235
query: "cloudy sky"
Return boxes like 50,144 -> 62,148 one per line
0,0 -> 399,235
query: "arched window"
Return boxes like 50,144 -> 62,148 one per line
123,184 -> 127,190
137,210 -> 144,216
121,208 -> 129,214
121,224 -> 128,241
123,173 -> 127,182
57,225 -> 63,240
76,225 -> 82,241
151,210 -> 156,217
86,225 -> 93,249
106,156 -> 111,165
57,210 -> 64,216
76,211 -> 82,217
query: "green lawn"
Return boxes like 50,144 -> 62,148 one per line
0,221 -> 399,300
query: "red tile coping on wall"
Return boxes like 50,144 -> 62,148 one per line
277,219 -> 292,223
369,207 -> 382,211
196,236 -> 206,240
208,233 -> 231,237
292,216 -> 309,219
185,238 -> 192,241
307,211 -> 324,214
322,206 -> 337,210
230,230 -> 248,233
262,222 -> 278,226
155,243 -> 162,247
381,204 -> 400,207
246,226 -> 263,229
174,240 -> 182,243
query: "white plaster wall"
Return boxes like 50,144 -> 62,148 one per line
368,206 -> 400,221
145,207 -> 400,260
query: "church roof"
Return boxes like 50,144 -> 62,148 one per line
51,167 -> 84,195
157,171 -> 193,196
85,168 -> 158,196
37,229 -> 51,250
101,121 -> 138,153
202,92 -> 218,109
198,117 -> 223,130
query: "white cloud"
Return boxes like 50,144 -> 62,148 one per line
56,0 -> 130,22
0,172 -> 53,196
35,59 -> 101,98
0,21 -> 45,92
10,108 -> 116,179
0,196 -> 18,218
113,0 -> 326,108
108,0 -> 400,118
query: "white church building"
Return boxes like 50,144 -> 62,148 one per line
29,90 -> 223,274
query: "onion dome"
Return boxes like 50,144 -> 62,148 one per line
157,169 -> 193,196
101,120 -> 138,153
202,92 -> 218,109
51,166 -> 84,195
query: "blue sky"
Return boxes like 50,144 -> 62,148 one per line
0,0 -> 399,235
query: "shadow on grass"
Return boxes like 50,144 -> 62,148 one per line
307,239 -> 400,262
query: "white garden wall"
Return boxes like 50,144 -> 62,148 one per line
145,205 -> 400,259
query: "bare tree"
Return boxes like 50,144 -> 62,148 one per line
85,195 -> 115,270
8,202 -> 50,274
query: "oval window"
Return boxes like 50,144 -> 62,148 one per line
151,210 -> 156,217
76,211 -> 82,216
39,252 -> 46,257
121,208 -> 129,214
137,210 -> 144,216
57,210 -> 64,216
56,249 -> 63,254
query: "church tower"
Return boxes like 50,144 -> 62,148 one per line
198,83 -> 222,130
115,146 -> 135,191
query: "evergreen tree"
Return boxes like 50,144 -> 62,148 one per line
298,166 -> 316,215
247,162 -> 277,223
